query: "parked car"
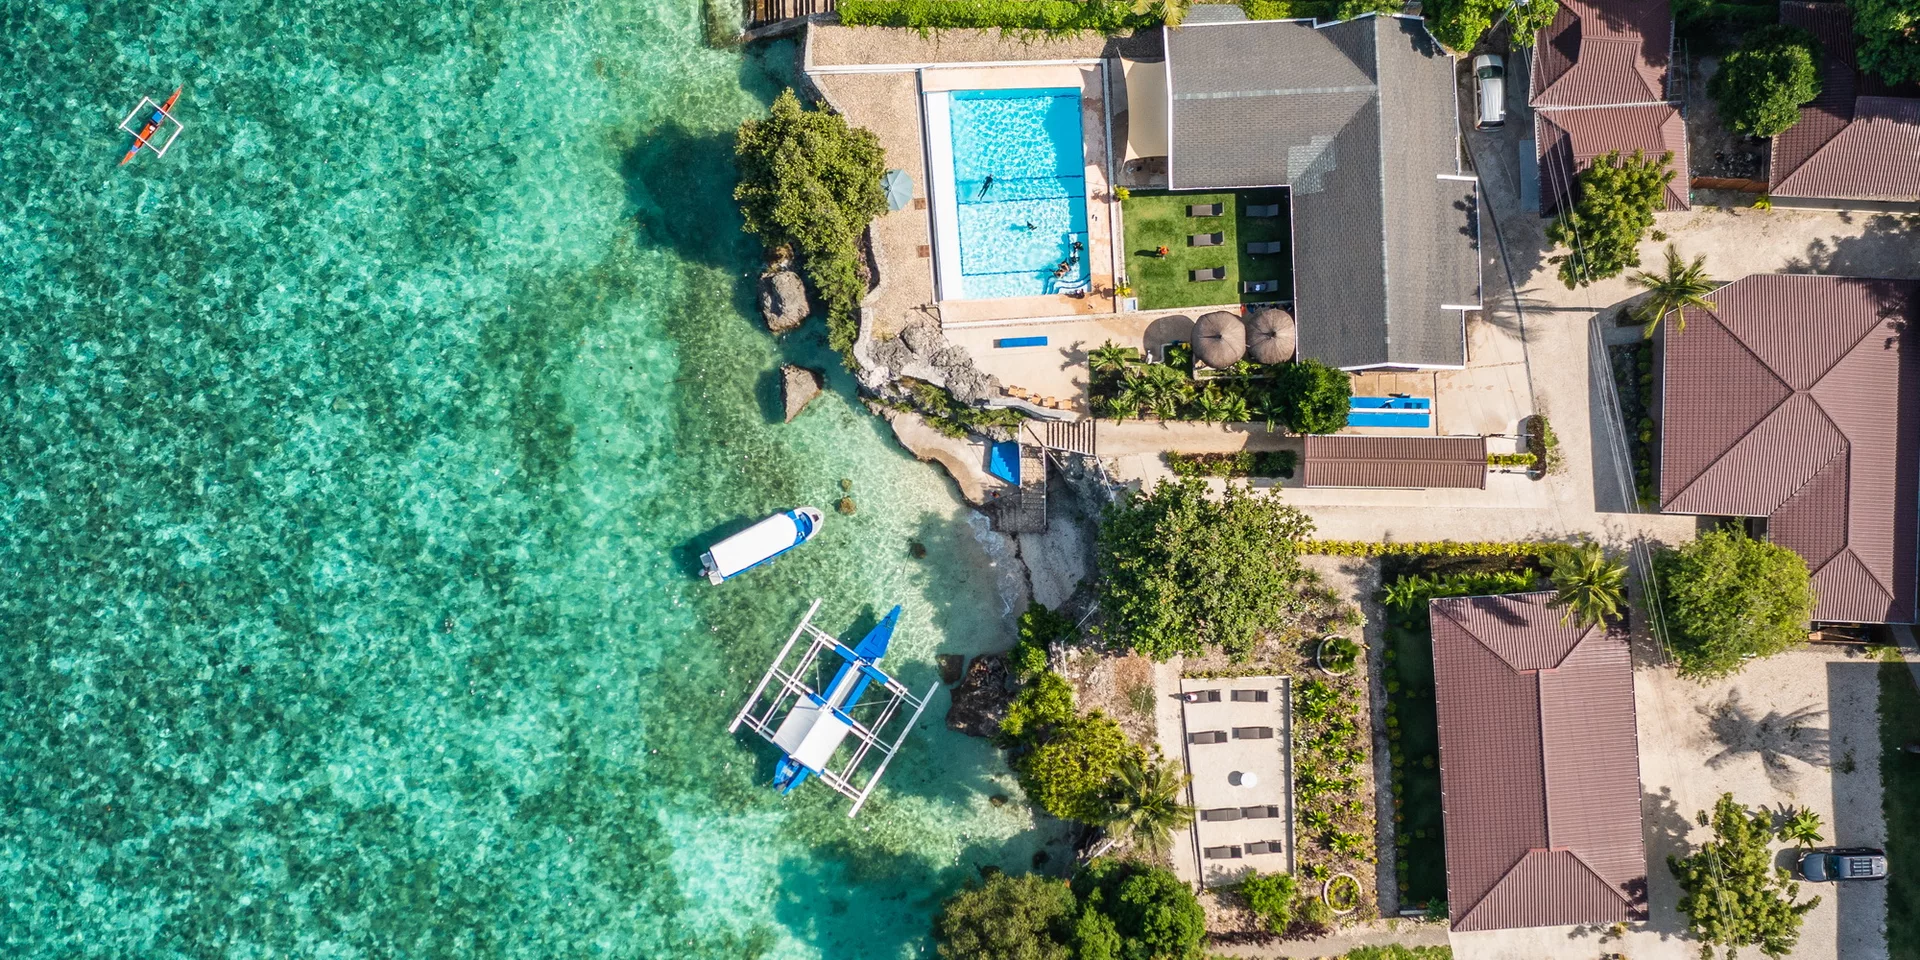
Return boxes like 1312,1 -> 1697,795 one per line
1797,847 -> 1888,882
1474,54 -> 1506,129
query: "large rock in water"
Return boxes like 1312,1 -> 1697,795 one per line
782,364 -> 823,422
947,654 -> 1012,738
760,269 -> 809,333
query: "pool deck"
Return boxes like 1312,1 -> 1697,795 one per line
805,26 -> 1122,337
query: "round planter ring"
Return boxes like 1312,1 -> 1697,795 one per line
1315,635 -> 1359,676
1323,873 -> 1362,915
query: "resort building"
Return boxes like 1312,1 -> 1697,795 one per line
1770,2 -> 1920,204
1430,592 -> 1647,932
1157,14 -> 1482,370
1529,0 -> 1689,215
1658,274 -> 1920,624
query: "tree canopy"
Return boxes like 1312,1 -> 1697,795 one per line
1546,150 -> 1675,289
733,89 -> 887,355
1710,26 -> 1823,137
1654,528 -> 1816,677
998,672 -> 1141,823
1425,0 -> 1560,54
935,872 -> 1077,960
1072,860 -> 1207,960
1850,0 -> 1920,85
1097,478 -> 1316,659
1545,542 -> 1627,627
1269,359 -> 1351,435
1669,794 -> 1821,958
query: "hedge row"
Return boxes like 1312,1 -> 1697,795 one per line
1293,540 -> 1555,558
837,0 -> 1163,33
1486,453 -> 1537,468
1165,449 -> 1298,479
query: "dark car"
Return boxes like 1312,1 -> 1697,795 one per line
1797,847 -> 1888,882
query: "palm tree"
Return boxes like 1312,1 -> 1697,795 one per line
1382,577 -> 1425,612
1101,754 -> 1194,856
1088,340 -> 1138,377
1109,371 -> 1152,423
1545,543 -> 1628,627
1777,808 -> 1824,848
1193,385 -> 1234,423
1140,363 -> 1194,420
1629,245 -> 1716,339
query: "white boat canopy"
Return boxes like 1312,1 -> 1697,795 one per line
772,700 -> 853,772
708,513 -> 805,580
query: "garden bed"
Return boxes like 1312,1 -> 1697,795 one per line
1166,450 -> 1297,480
1609,340 -> 1658,507
1121,189 -> 1291,311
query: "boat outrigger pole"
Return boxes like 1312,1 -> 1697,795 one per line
729,599 -> 937,817
118,87 -> 184,165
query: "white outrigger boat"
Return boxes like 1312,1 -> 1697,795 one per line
730,600 -> 935,816
701,507 -> 824,584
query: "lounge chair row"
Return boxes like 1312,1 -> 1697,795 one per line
1181,689 -> 1269,703
1187,269 -> 1282,294
1186,203 -> 1283,218
1187,726 -> 1275,743
1200,804 -> 1282,822
1185,235 -> 1284,256
1204,841 -> 1283,860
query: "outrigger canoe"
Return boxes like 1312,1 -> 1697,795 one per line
121,87 -> 182,165
771,604 -> 901,796
700,507 -> 823,584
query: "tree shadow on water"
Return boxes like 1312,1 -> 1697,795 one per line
621,121 -> 759,273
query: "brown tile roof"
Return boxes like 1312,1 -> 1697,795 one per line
1300,435 -> 1486,489
1430,593 -> 1647,932
1771,3 -> 1920,201
1535,105 -> 1690,215
1659,274 -> 1920,623
1529,0 -> 1673,108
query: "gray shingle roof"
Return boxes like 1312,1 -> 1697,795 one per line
1165,16 -> 1478,369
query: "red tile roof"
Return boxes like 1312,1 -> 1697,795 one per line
1430,593 -> 1647,932
1659,274 -> 1920,623
1530,0 -> 1673,108
1535,105 -> 1690,215
1301,435 -> 1486,489
1771,3 -> 1920,201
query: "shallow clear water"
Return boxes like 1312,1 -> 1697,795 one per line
0,2 -> 1062,956
946,89 -> 1087,299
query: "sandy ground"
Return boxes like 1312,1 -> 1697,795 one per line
1455,648 -> 1891,960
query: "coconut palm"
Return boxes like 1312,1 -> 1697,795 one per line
1110,371 -> 1152,423
1545,543 -> 1628,627
1777,808 -> 1824,848
1630,245 -> 1717,339
1088,340 -> 1139,377
1140,363 -> 1194,420
1192,384 -> 1235,423
1100,754 -> 1194,856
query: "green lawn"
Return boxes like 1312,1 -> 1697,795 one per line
1880,664 -> 1920,958
1120,189 -> 1292,311
1386,619 -> 1447,908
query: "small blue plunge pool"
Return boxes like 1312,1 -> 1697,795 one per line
1349,396 -> 1433,428
928,87 -> 1089,300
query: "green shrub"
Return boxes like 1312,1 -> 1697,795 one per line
734,90 -> 887,358
1318,636 -> 1361,673
1014,710 -> 1141,823
1655,528 -> 1816,677
1239,871 -> 1297,933
1012,602 -> 1073,679
1486,452 -> 1537,468
1851,0 -> 1920,85
1380,570 -> 1536,611
1072,860 -> 1206,960
1269,359 -> 1351,434
1292,539 -> 1553,558
1164,449 -> 1297,479
1293,894 -> 1334,935
999,672 -> 1077,746
1546,150 -> 1676,289
837,0 -> 1167,34
1710,26 -> 1823,137
935,872 -> 1077,960
1425,0 -> 1559,52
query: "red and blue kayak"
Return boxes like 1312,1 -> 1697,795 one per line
120,87 -> 181,166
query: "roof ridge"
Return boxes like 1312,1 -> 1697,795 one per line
1774,113 -> 1869,192
1663,312 -> 1796,507
1559,847 -> 1635,905
1453,848 -> 1535,929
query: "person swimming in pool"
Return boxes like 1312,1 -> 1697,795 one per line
977,174 -> 995,198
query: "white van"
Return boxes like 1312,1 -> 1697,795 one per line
1474,55 -> 1506,129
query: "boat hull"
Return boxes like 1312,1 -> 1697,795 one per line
701,507 -> 824,584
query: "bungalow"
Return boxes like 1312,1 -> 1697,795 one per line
1770,2 -> 1920,204
1530,0 -> 1689,214
1659,274 -> 1920,623
1157,14 -> 1482,371
1431,592 -> 1647,931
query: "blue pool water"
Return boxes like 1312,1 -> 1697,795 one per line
1350,396 -> 1433,428
948,88 -> 1088,299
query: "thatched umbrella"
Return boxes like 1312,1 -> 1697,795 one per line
1193,311 -> 1246,369
1244,306 -> 1296,365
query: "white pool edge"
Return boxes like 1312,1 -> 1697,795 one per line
921,86 -> 965,304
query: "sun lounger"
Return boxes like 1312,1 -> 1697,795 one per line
1187,202 -> 1224,217
1201,807 -> 1244,822
1242,280 -> 1279,293
1232,726 -> 1275,739
1189,232 -> 1224,247
1182,689 -> 1222,703
1246,841 -> 1282,855
1230,689 -> 1269,702
1188,730 -> 1229,744
1246,241 -> 1285,254
1241,804 -> 1281,819
1191,267 -> 1226,282
1246,204 -> 1281,217
1203,845 -> 1244,860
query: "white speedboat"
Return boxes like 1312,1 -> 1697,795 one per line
701,507 -> 824,584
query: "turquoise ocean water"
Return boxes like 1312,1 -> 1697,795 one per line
0,2 -> 1062,955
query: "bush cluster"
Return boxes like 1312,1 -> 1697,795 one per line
1293,677 -> 1373,911
1424,0 -> 1559,52
1611,342 -> 1658,505
1523,414 -> 1561,476
1010,601 -> 1071,680
1484,452 -> 1537,468
1380,570 -> 1536,612
998,671 -> 1140,823
1655,528 -> 1816,677
935,861 -> 1207,960
1547,150 -> 1676,289
1293,540 -> 1553,558
1710,26 -> 1823,137
1090,346 -> 1351,434
904,380 -> 1026,440
838,0 -> 1166,34
1164,449 -> 1297,479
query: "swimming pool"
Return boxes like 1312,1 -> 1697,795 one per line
1349,396 -> 1433,428
927,87 -> 1089,300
